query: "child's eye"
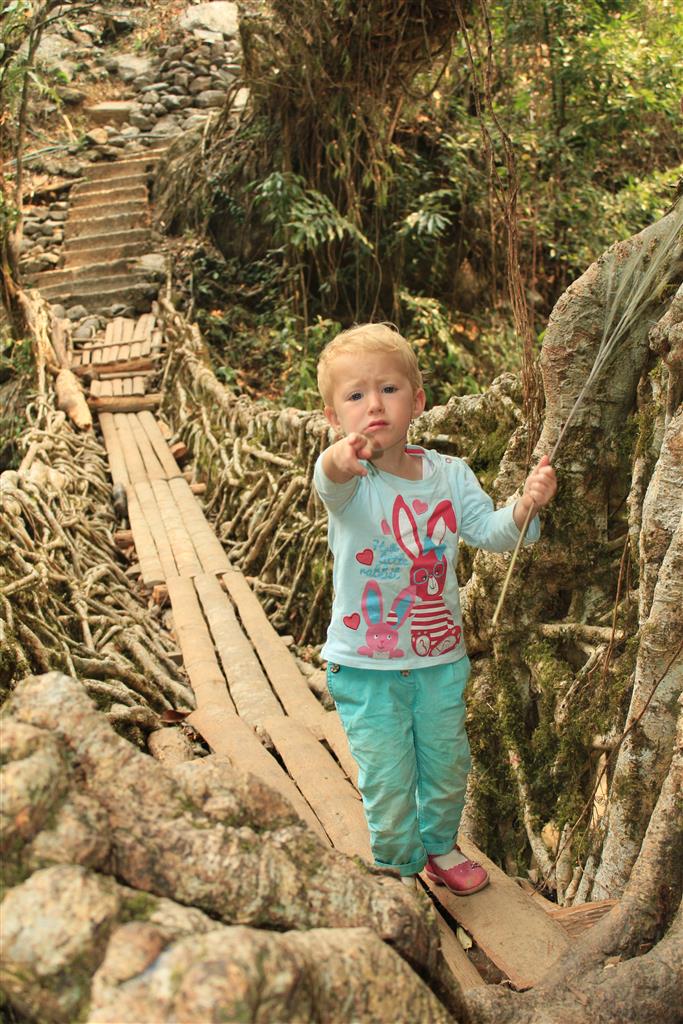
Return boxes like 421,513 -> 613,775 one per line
347,391 -> 362,401
382,385 -> 397,394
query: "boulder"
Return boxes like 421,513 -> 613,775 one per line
179,1 -> 239,37
107,53 -> 154,82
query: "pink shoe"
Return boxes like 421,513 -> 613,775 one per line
425,850 -> 489,896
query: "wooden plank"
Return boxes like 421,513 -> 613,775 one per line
263,715 -> 371,861
132,375 -> 145,396
166,576 -> 230,707
128,416 -> 166,481
123,377 -> 133,396
187,705 -> 328,842
88,394 -> 161,413
137,411 -> 183,479
150,479 -> 202,577
126,487 -> 164,585
221,567 -> 327,738
90,379 -> 101,398
322,710 -> 359,789
168,478 -> 231,575
434,912 -> 486,991
112,378 -> 123,397
194,574 -> 283,728
121,318 -> 136,344
549,899 -> 617,939
100,379 -> 114,398
132,480 -> 178,580
98,412 -> 129,488
104,322 -> 115,344
422,837 -> 571,989
113,413 -> 148,485
133,313 -> 155,341
73,357 -> 156,378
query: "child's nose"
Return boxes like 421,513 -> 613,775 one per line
368,390 -> 384,410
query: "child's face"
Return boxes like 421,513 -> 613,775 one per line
324,351 -> 425,451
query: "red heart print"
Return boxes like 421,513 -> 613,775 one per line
355,549 -> 374,565
343,613 -> 360,630
413,499 -> 428,515
381,520 -> 391,535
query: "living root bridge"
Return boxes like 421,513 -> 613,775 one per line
0,297 -> 194,738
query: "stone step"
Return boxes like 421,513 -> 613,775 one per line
39,270 -> 150,300
84,150 -> 168,182
32,253 -> 165,288
71,173 -> 149,197
69,184 -> 148,208
67,199 -> 148,224
29,258 -> 135,288
37,278 -> 158,314
65,212 -> 146,240
63,237 -> 150,268
63,227 -> 149,253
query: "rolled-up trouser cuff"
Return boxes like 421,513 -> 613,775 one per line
374,854 -> 428,877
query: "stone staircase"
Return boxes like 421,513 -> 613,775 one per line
27,148 -> 169,315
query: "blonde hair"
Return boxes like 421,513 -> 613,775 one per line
317,323 -> 423,405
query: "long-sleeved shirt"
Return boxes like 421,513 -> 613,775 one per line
313,446 -> 540,670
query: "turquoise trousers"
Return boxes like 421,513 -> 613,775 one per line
327,657 -> 472,876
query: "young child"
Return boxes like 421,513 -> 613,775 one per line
314,323 -> 557,893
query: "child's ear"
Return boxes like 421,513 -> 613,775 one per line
324,405 -> 341,429
413,388 -> 426,418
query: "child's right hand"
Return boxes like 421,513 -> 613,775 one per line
323,433 -> 378,482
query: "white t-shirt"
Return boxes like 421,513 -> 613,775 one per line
313,446 -> 540,670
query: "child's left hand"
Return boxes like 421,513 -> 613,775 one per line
519,455 -> 557,515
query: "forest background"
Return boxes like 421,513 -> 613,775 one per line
1,0 -> 682,1020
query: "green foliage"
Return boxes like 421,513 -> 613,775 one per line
251,173 -> 373,254
180,0 -> 680,411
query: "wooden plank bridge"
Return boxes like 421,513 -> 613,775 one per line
32,150 -> 617,996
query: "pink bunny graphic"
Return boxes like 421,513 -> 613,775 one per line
392,497 -> 461,657
356,580 -> 415,659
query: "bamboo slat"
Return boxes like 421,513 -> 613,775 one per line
113,413 -> 148,485
98,412 -> 129,488
221,567 -> 326,737
150,479 -> 202,577
151,329 -> 163,350
132,375 -> 145,395
166,576 -> 231,708
422,837 -> 571,990
104,321 -> 116,344
137,411 -> 183,479
126,487 -> 164,585
262,715 -> 371,861
187,704 -> 328,841
168,478 -> 231,574
100,380 -> 113,398
133,480 -> 178,579
194,574 -> 283,727
90,379 -> 101,398
128,415 -> 166,481
123,377 -> 133,396
112,378 -> 123,397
